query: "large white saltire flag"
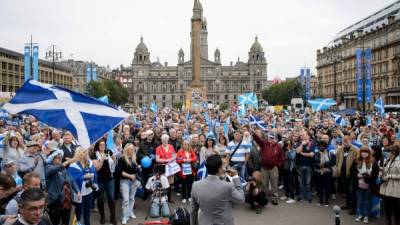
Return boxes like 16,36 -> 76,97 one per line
238,92 -> 258,110
2,80 -> 128,148
307,98 -> 336,111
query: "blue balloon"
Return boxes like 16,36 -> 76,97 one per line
141,156 -> 152,168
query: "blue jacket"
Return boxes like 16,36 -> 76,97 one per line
313,150 -> 336,173
67,160 -> 97,193
45,164 -> 79,204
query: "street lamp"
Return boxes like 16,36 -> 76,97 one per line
45,45 -> 62,84
330,55 -> 343,102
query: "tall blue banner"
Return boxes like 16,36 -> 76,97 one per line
300,68 -> 305,86
24,46 -> 31,81
365,48 -> 372,103
355,48 -> 363,103
306,68 -> 311,100
92,66 -> 97,81
86,64 -> 91,83
32,45 -> 39,80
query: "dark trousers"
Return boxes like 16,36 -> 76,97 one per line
340,175 -> 357,210
181,175 -> 194,200
97,179 -> 116,223
316,172 -> 332,204
48,203 -> 71,225
384,196 -> 400,225
283,169 -> 295,199
75,193 -> 93,225
245,192 -> 268,208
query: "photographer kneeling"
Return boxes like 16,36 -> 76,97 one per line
145,166 -> 171,218
245,171 -> 268,214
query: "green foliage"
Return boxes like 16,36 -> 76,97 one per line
262,79 -> 303,105
87,80 -> 128,106
172,102 -> 183,110
219,102 -> 229,111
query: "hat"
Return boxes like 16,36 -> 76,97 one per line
2,160 -> 15,167
26,141 -> 40,147
46,149 -> 64,164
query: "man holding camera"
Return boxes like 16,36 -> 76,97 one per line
245,171 -> 268,214
190,155 -> 245,225
17,141 -> 46,189
145,168 -> 171,218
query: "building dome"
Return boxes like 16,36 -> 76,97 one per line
250,36 -> 263,52
135,36 -> 148,52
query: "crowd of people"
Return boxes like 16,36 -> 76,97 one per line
0,106 -> 399,225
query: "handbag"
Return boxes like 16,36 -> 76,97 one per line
331,165 -> 339,178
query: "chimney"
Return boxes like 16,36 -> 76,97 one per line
164,62 -> 168,67
388,15 -> 396,25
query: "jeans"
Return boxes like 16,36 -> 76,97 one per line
231,162 -> 246,180
315,172 -> 332,204
97,179 -> 115,220
283,169 -> 295,199
356,188 -> 371,217
340,175 -> 357,211
261,167 -> 279,202
150,199 -> 171,218
181,175 -> 194,200
120,179 -> 140,221
297,166 -> 312,201
75,193 -> 93,225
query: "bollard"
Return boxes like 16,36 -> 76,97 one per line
333,205 -> 341,225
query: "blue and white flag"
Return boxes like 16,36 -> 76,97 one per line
249,114 -> 268,131
0,109 -> 9,119
307,98 -> 336,111
197,162 -> 208,180
2,80 -> 128,148
374,97 -> 385,116
331,112 -> 346,127
238,103 -> 246,117
98,96 -> 114,149
202,101 -> 208,110
238,92 -> 258,110
185,111 -> 190,122
206,130 -> 216,140
150,102 -> 158,113
224,117 -> 230,137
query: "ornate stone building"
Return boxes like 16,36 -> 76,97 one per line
115,0 -> 269,107
316,1 -> 400,109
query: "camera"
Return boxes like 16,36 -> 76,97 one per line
247,176 -> 255,182
85,178 -> 97,190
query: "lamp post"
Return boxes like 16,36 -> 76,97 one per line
45,45 -> 62,84
331,55 -> 343,102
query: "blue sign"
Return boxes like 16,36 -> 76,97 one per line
365,48 -> 372,103
86,64 -> 91,83
305,68 -> 311,100
92,66 -> 97,81
32,45 -> 39,80
24,46 -> 31,81
355,48 -> 363,103
300,68 -> 305,86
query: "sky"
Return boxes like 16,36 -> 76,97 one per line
0,0 -> 396,79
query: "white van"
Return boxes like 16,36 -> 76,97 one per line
291,98 -> 304,113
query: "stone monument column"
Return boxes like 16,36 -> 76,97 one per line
186,0 -> 207,109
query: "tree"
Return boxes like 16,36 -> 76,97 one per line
87,80 -> 129,106
262,79 -> 303,105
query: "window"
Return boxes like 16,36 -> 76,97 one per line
139,95 -> 142,100
153,95 -> 156,100
225,95 -> 228,100
162,95 -> 165,100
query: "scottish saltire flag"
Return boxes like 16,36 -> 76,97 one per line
331,112 -> 346,127
224,117 -> 230,137
197,162 -> 208,180
249,114 -> 268,131
308,98 -> 336,111
0,109 -> 9,119
238,92 -> 258,110
2,80 -> 128,148
202,101 -> 208,110
238,103 -> 246,117
150,102 -> 158,113
98,96 -> 114,149
185,111 -> 190,122
374,97 -> 384,116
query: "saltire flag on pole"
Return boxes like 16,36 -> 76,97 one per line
331,112 -> 346,127
197,162 -> 208,180
98,96 -> 114,149
2,80 -> 128,148
374,97 -> 385,116
249,114 -> 268,131
307,98 -> 336,111
238,92 -> 258,110
150,102 -> 158,113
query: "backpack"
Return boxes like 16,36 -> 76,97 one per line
171,207 -> 190,225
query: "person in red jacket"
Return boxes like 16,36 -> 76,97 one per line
176,140 -> 197,203
252,129 -> 284,205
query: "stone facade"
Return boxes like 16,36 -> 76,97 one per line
116,0 -> 269,107
316,2 -> 400,109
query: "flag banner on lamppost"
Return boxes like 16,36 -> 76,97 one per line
32,45 -> 39,81
86,64 -> 92,84
306,68 -> 311,101
365,48 -> 372,103
92,66 -> 97,81
300,68 -> 305,87
24,46 -> 31,81
355,48 -> 363,103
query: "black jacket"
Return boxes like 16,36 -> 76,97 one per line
60,143 -> 77,161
